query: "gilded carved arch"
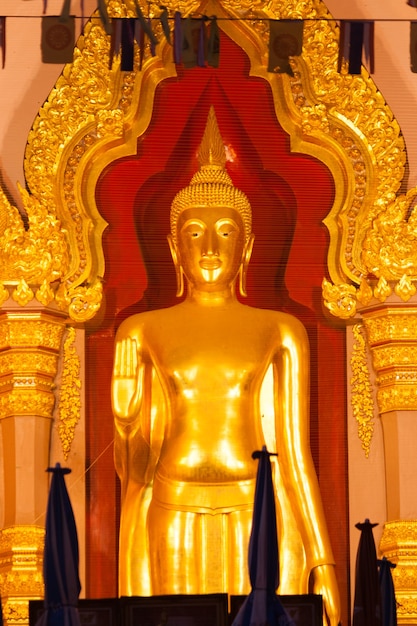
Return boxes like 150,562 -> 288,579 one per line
0,0 -> 406,320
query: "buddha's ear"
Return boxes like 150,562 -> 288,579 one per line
167,234 -> 184,298
239,233 -> 255,298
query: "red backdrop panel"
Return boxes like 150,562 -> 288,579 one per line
87,31 -> 349,624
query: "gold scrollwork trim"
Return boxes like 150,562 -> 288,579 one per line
360,307 -> 417,412
362,308 -> 417,345
0,526 -> 45,604
322,278 -> 358,319
2,599 -> 33,626
0,390 -> 56,419
0,526 -> 45,552
350,323 -> 375,457
379,520 -> 417,623
58,327 -> 81,460
395,597 -> 417,621
363,188 -> 417,282
371,344 -> 417,370
0,185 -> 69,289
0,352 -> 59,377
0,314 -> 66,351
322,277 -> 417,320
377,386 -> 417,413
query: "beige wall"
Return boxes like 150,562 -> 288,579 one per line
0,1 -> 97,208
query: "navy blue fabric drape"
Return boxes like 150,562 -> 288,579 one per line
353,519 -> 381,626
378,557 -> 397,626
232,447 -> 294,626
35,463 -> 81,626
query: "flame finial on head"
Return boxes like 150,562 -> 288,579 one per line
198,106 -> 227,170
170,107 -> 252,242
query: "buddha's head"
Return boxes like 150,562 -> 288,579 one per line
168,107 -> 254,297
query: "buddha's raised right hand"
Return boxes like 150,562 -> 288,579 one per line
112,336 -> 143,423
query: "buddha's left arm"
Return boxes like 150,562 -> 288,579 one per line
272,316 -> 330,563
273,315 -> 341,624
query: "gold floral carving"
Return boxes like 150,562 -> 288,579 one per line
363,188 -> 417,280
371,344 -> 417,370
373,276 -> 392,303
35,282 -> 55,307
377,386 -> 417,414
96,109 -> 124,138
380,521 -> 417,622
0,526 -> 44,626
0,285 -> 9,307
0,315 -> 65,350
322,278 -> 357,319
0,313 -> 65,420
350,324 -> 375,457
395,275 -> 417,301
11,279 -> 34,307
362,308 -> 417,344
356,278 -> 373,306
0,185 -> 69,308
300,104 -> 329,135
324,184 -> 417,316
58,327 -> 81,460
361,307 -> 417,413
0,353 -> 58,376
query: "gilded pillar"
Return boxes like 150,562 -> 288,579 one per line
0,308 -> 67,625
360,303 -> 417,623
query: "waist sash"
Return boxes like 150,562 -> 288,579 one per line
153,472 -> 256,514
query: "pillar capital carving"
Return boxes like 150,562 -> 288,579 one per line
360,302 -> 417,414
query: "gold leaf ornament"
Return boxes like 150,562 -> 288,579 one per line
356,277 -> 373,306
395,274 -> 417,302
58,326 -> 81,459
0,183 -> 70,286
373,276 -> 392,302
322,278 -> 357,319
67,281 -> 103,322
350,323 -> 375,457
11,279 -> 34,307
362,187 -> 417,281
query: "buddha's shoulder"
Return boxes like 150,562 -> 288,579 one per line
244,304 -> 305,325
241,305 -> 308,340
115,305 -> 181,336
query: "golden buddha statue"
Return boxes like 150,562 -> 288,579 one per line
112,107 -> 340,625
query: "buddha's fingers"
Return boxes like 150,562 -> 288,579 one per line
115,337 -> 139,378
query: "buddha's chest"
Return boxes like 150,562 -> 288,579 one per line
145,318 -> 274,389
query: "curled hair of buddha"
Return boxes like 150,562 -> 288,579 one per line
170,107 -> 252,242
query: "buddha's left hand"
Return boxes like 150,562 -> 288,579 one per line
311,563 -> 341,626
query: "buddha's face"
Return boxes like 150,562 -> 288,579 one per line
175,206 -> 248,291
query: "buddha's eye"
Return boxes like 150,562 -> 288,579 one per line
183,223 -> 204,239
218,223 -> 236,238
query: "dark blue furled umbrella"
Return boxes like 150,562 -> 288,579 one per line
353,519 -> 382,626
232,446 -> 294,626
378,557 -> 397,626
35,463 -> 81,626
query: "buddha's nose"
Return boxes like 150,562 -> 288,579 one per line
202,229 -> 218,256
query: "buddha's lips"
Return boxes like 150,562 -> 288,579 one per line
199,259 -> 221,270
